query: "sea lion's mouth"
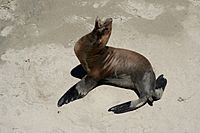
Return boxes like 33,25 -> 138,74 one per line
98,17 -> 112,27
102,18 -> 112,26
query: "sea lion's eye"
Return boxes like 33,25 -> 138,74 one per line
103,28 -> 108,33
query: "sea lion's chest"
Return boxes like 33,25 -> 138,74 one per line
75,45 -> 113,79
74,43 -> 91,72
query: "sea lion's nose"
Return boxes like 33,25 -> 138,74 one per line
106,18 -> 112,23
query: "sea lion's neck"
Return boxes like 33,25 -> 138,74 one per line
85,46 -> 110,68
75,39 -> 110,70
88,46 -> 109,57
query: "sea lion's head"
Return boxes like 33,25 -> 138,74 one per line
93,17 -> 112,47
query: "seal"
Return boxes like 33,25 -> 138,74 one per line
57,17 -> 167,114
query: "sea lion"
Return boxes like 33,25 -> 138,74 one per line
57,17 -> 167,114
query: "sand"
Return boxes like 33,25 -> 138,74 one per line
0,0 -> 200,132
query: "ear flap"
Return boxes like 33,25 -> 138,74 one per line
95,16 -> 100,29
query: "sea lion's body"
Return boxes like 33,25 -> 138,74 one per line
75,44 -> 153,80
58,17 -> 167,114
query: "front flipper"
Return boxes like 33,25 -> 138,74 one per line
71,64 -> 87,79
108,97 -> 147,114
57,76 -> 98,107
57,84 -> 81,107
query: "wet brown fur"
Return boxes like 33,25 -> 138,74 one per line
74,18 -> 153,81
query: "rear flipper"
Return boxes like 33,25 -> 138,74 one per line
156,74 -> 167,90
108,97 -> 147,114
153,74 -> 167,101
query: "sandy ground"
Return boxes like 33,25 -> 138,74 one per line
0,0 -> 200,132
